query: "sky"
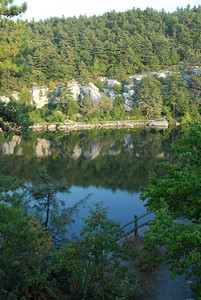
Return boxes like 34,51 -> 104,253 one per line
14,0 -> 200,21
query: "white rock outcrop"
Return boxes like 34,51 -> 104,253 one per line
32,84 -> 49,108
68,79 -> 80,101
123,85 -> 133,93
124,99 -> 134,112
105,79 -> 121,89
80,82 -> 102,105
0,68 -> 174,111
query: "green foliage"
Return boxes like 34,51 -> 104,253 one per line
140,122 -> 201,297
130,107 -> 145,120
110,95 -> 126,120
0,204 -> 62,299
0,170 -> 59,299
0,100 -> 34,131
94,78 -> 104,92
29,107 -> 66,123
162,105 -> 173,123
58,98 -> 79,117
61,203 -> 137,299
48,80 -> 56,91
113,83 -> 122,94
94,94 -> 113,112
0,0 -> 27,27
0,0 -> 37,132
0,171 -> 23,192
79,94 -> 92,115
15,6 -> 201,85
162,72 -> 191,118
26,170 -> 71,242
18,86 -> 33,104
0,0 -> 27,90
0,167 -> 138,299
1,4 -> 201,124
134,76 -> 163,118
55,83 -> 79,117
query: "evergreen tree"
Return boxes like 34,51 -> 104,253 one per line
27,170 -> 87,244
163,72 -> 191,118
134,76 -> 163,118
0,0 -> 27,83
0,100 -> 34,131
56,83 -> 78,117
79,94 -> 92,115
27,170 -> 70,243
0,0 -> 35,131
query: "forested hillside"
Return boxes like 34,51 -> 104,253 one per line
1,5 -> 201,89
0,5 -> 201,125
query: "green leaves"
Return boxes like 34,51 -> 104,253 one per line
0,100 -> 35,131
134,75 -> 163,118
141,122 -> 201,297
61,202 -> 135,299
0,201 -> 56,299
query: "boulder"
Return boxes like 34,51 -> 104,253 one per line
123,93 -> 129,99
80,82 -> 102,105
0,96 -> 10,103
88,82 -> 99,91
105,79 -> 121,89
128,90 -> 135,97
123,84 -> 133,93
107,91 -> 116,99
148,120 -> 169,128
103,88 -> 110,95
124,99 -> 134,112
129,74 -> 144,82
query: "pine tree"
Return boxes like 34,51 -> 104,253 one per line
0,0 -> 34,131
134,76 -> 163,118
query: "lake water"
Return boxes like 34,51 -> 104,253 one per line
0,127 -> 183,237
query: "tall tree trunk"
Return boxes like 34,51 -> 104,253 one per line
44,195 -> 50,228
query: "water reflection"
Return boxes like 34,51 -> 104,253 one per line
0,127 -> 183,236
0,127 -> 182,192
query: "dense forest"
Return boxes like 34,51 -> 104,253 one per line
5,5 -> 201,85
0,5 -> 201,125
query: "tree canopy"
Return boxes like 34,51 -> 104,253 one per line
1,5 -> 201,90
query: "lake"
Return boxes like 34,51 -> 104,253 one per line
0,126 -> 183,237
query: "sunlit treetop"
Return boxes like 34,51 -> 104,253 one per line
0,0 -> 27,27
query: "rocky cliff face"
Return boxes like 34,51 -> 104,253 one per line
32,83 -> 49,108
0,69 -> 172,111
80,82 -> 102,105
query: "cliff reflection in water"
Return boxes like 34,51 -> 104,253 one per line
0,127 -> 183,192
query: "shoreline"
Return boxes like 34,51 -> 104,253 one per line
31,119 -> 169,131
